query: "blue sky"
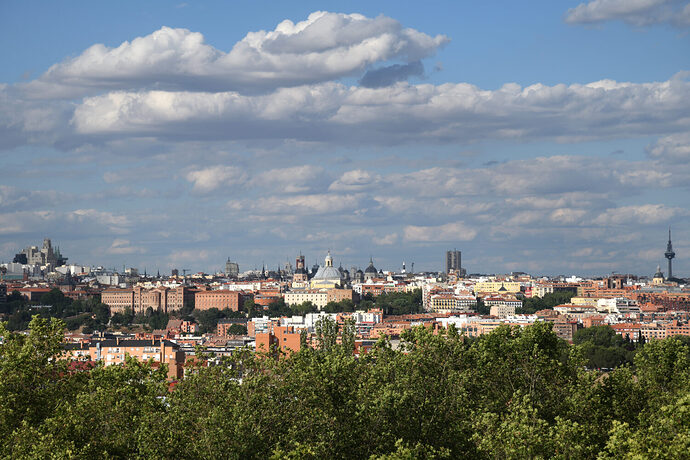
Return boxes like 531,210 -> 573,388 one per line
1,0 -> 689,276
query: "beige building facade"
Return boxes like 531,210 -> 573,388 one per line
474,281 -> 522,295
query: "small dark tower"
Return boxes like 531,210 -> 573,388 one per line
665,228 -> 675,279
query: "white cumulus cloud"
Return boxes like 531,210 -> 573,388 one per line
329,169 -> 381,191
647,133 -> 690,162
69,76 -> 690,146
257,165 -> 325,193
106,239 -> 145,255
186,165 -> 248,193
565,0 -> 690,27
24,12 -> 449,98
403,221 -> 477,242
373,233 -> 398,245
592,204 -> 681,225
228,193 -> 362,216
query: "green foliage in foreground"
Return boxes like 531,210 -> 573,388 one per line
573,325 -> 639,369
1,317 -> 689,459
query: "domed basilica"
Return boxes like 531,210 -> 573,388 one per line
310,251 -> 346,289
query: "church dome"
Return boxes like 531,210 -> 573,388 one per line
653,265 -> 664,279
313,265 -> 341,280
365,258 -> 377,274
313,251 -> 342,281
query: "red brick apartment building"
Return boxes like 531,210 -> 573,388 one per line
666,323 -> 690,337
577,286 -> 633,299
549,319 -> 579,343
256,326 -> 302,355
194,290 -> 247,311
327,288 -> 355,303
17,287 -> 51,301
631,292 -> 690,311
217,318 -> 249,337
254,293 -> 280,307
100,289 -> 133,313
582,315 -> 606,328
101,286 -> 194,314
610,323 -> 641,341
166,319 -> 199,334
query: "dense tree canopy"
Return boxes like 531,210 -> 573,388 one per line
227,323 -> 248,335
192,307 -> 245,334
250,290 -> 422,321
0,288 -> 110,332
1,316 -> 689,458
518,290 -> 577,314
374,290 -> 423,315
573,325 -> 638,369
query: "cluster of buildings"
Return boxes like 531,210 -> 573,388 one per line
12,238 -> 68,268
3,236 -> 690,378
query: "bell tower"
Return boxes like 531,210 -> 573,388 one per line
293,253 -> 308,283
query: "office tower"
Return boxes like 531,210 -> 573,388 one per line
444,249 -> 461,274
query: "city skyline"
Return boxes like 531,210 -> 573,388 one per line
1,1 -> 689,275
2,235 -> 684,280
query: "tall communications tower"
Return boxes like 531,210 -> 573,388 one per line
665,228 -> 675,279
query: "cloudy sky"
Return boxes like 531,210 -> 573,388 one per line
1,0 -> 689,276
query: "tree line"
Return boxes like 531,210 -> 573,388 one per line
1,316 -> 688,458
190,290 -> 423,334
1,288 -> 424,335
0,288 -> 110,333
518,290 -> 577,314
